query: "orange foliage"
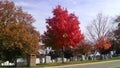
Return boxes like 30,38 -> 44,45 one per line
95,36 -> 111,51
0,0 -> 40,61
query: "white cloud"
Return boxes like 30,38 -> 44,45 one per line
11,0 -> 120,34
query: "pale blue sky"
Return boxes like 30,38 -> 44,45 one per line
11,0 -> 120,34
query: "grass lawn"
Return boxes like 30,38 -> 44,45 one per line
114,65 -> 120,68
36,56 -> 120,67
1,56 -> 120,68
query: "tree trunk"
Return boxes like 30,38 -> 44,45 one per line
61,48 -> 64,63
44,55 -> 46,64
14,58 -> 17,67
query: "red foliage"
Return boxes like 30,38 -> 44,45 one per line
95,36 -> 111,52
46,5 -> 84,49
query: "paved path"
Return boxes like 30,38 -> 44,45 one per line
45,60 -> 120,68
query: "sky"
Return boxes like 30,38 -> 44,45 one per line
11,0 -> 120,35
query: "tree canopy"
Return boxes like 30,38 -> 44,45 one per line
0,0 -> 40,62
42,5 -> 84,50
113,16 -> 120,55
73,41 -> 92,56
95,36 -> 111,54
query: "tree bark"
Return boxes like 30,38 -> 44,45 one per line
61,48 -> 64,63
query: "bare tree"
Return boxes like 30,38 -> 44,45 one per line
85,13 -> 115,60
86,13 -> 113,43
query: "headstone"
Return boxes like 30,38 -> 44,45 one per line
82,55 -> 85,60
16,58 -> 27,67
46,56 -> 51,63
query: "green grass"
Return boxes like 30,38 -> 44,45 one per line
36,56 -> 120,67
112,56 -> 120,59
1,56 -> 120,68
114,67 -> 120,68
36,60 -> 104,67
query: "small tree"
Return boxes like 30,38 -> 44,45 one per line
73,41 -> 92,60
95,36 -> 111,59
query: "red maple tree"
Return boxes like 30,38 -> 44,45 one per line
45,5 -> 84,49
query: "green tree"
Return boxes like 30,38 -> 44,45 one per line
113,16 -> 120,55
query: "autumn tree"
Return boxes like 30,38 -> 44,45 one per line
43,5 -> 84,49
76,41 -> 92,55
86,13 -> 113,59
0,0 -> 40,63
95,36 -> 112,60
42,5 -> 84,62
73,40 -> 92,60
95,36 -> 111,55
